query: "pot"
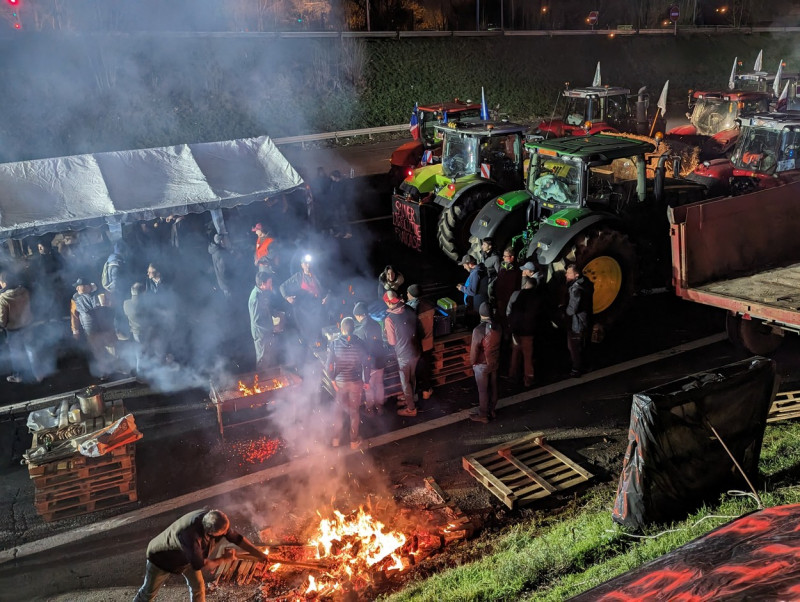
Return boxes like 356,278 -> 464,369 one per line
77,386 -> 105,418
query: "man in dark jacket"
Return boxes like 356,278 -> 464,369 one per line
478,237 -> 501,283
353,301 -> 387,414
383,291 -> 420,417
134,508 -> 268,602
565,264 -> 594,377
456,254 -> 488,323
470,302 -> 502,423
507,276 -> 546,387
493,248 -> 521,358
279,254 -> 329,347
249,272 -> 277,371
326,317 -> 370,449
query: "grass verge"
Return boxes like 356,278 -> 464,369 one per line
383,421 -> 800,602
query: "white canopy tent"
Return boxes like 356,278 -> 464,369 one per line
0,135 -> 304,240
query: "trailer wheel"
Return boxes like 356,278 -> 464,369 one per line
560,227 -> 637,328
726,314 -> 783,355
437,190 -> 496,262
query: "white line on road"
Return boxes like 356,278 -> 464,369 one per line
0,332 -> 727,565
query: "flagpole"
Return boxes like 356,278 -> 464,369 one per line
649,108 -> 662,138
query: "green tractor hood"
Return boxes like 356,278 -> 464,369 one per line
493,189 -> 532,211
403,163 -> 443,195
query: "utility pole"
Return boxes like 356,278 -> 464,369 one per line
366,0 -> 370,31
476,0 -> 480,30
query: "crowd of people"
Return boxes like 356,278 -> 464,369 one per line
319,236 -> 595,449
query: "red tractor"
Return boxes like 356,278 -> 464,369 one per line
389,100 -> 482,186
687,112 -> 800,196
534,85 -> 663,139
666,90 -> 771,160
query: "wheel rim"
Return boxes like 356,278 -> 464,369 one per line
583,256 -> 622,314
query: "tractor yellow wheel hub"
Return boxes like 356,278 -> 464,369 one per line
583,256 -> 622,314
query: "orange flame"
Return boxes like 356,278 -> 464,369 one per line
236,374 -> 289,397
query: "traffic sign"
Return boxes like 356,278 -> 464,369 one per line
588,11 -> 599,26
669,5 -> 680,22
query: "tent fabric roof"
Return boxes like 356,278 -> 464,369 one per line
0,135 -> 303,240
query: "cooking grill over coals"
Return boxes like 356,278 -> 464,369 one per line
209,366 -> 302,438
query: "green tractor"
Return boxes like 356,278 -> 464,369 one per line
392,120 -> 527,260
469,134 -> 708,328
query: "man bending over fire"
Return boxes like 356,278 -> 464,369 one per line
134,508 -> 268,602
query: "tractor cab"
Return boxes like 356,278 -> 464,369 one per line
389,99 -> 482,186
536,86 -> 658,139
735,70 -> 800,109
727,112 -> 800,192
685,91 -> 770,136
437,121 -> 525,191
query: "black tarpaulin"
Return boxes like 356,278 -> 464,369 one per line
612,357 -> 777,531
571,504 -> 800,601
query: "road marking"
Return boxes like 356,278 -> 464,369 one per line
0,332 -> 727,564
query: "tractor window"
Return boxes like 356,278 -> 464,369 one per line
777,130 -> 799,171
529,157 -> 580,205
606,96 -> 628,124
441,133 -> 478,178
732,127 -> 781,173
740,98 -> 770,116
564,97 -> 601,126
690,99 -> 737,136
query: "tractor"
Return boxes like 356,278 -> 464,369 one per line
392,120 -> 527,260
687,111 -> 800,196
665,90 -> 771,160
389,100 -> 482,186
733,53 -> 800,111
534,85 -> 664,139
469,134 -> 709,330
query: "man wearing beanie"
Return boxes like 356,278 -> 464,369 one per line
469,302 -> 501,423
383,290 -> 420,416
353,301 -> 387,414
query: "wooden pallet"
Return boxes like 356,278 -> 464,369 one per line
432,366 -> 474,386
34,466 -> 136,503
27,439 -> 134,477
462,433 -> 593,509
768,390 -> 800,423
37,489 -> 138,523
432,331 -> 471,354
432,353 -> 470,371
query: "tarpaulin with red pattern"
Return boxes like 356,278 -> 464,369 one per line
571,504 -> 800,601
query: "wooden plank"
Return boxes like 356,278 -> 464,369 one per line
466,432 -> 544,461
498,449 -> 557,494
537,441 -> 594,481
768,389 -> 800,423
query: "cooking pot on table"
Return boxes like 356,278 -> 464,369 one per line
76,386 -> 105,418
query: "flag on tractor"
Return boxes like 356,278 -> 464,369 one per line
728,57 -> 738,90
753,49 -> 763,72
421,150 -> 433,165
409,103 -> 420,140
657,80 -> 669,117
774,60 -> 784,98
592,62 -> 601,87
777,81 -> 789,111
442,110 -> 448,124
481,87 -> 490,121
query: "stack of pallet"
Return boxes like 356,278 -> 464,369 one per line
27,400 -> 138,522
430,331 -> 473,386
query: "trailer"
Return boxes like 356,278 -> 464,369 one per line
669,180 -> 800,354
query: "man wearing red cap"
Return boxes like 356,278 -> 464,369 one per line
383,291 -> 420,416
252,223 -> 274,271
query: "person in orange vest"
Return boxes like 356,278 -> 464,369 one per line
252,223 -> 274,272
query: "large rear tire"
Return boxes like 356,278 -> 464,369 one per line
437,189 -> 497,262
726,314 -> 783,355
558,227 -> 637,329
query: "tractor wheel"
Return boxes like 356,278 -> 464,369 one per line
558,227 -> 637,328
725,314 -> 783,355
437,190 -> 497,262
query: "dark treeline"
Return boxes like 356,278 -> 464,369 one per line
1,33 -> 798,162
